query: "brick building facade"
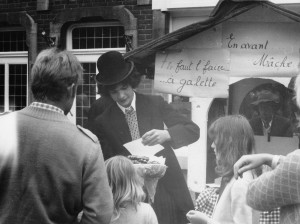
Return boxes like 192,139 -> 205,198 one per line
0,0 -> 169,127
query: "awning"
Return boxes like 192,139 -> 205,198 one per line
124,0 -> 300,71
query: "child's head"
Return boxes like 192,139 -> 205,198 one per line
105,155 -> 145,216
208,114 -> 255,177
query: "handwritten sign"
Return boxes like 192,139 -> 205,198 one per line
154,49 -> 230,98
223,22 -> 300,77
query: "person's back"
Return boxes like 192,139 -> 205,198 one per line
0,48 -> 113,224
110,202 -> 157,224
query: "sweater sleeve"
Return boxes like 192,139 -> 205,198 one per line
247,150 -> 300,211
80,143 -> 113,224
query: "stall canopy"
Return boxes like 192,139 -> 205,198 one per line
124,0 -> 300,73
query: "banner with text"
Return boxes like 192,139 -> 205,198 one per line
154,49 -> 230,98
223,22 -> 300,77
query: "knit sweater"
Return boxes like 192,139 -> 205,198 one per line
0,106 -> 113,224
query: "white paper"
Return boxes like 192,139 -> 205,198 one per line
123,138 -> 164,157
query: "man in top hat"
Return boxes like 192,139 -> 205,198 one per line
88,51 -> 200,224
249,89 -> 293,137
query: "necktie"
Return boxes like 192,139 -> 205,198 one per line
125,106 -> 140,140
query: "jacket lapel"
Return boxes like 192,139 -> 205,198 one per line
109,103 -> 132,143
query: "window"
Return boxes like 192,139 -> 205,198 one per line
0,28 -> 28,113
0,30 -> 28,52
0,58 -> 28,113
72,26 -> 125,49
76,62 -> 97,127
67,22 -> 126,127
67,22 -> 125,51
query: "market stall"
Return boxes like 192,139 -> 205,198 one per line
124,0 -> 300,192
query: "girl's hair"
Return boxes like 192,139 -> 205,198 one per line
105,155 -> 145,220
208,114 -> 255,177
97,66 -> 141,97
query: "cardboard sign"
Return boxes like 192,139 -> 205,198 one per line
223,22 -> 300,77
254,135 -> 299,156
154,49 -> 230,98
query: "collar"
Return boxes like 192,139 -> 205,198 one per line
117,92 -> 136,114
261,117 -> 273,128
30,102 -> 64,115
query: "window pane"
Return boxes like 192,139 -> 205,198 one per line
9,64 -> 27,111
0,64 -> 4,112
87,38 -> 94,49
103,38 -> 110,48
79,39 -> 86,49
72,26 -> 125,50
0,30 -> 28,52
72,28 -> 79,38
73,39 -> 79,49
95,38 -> 103,48
76,62 -> 97,128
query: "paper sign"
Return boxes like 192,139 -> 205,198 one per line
154,49 -> 230,98
229,50 -> 298,77
123,138 -> 164,157
222,22 -> 300,77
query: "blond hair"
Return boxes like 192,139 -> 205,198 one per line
105,156 -> 145,220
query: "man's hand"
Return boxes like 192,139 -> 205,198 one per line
186,210 -> 210,224
233,154 -> 274,179
141,129 -> 171,146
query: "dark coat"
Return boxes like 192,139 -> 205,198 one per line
89,93 -> 200,224
87,96 -> 114,129
249,115 -> 293,137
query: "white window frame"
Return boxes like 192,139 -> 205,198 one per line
66,21 -> 126,53
0,53 -> 28,112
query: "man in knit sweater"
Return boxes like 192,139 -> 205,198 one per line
0,48 -> 113,224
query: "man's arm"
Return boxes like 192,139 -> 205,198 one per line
246,150 -> 300,211
233,154 -> 276,179
158,96 -> 200,148
80,143 -> 113,224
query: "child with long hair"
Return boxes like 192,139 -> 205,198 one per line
105,155 -> 158,224
187,115 -> 259,224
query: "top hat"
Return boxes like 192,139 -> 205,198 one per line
95,51 -> 134,85
251,90 -> 280,106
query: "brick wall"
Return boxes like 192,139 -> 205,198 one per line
0,0 -> 153,50
0,0 -> 155,93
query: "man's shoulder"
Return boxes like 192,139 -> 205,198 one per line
136,93 -> 165,104
274,115 -> 291,123
76,125 -> 98,143
287,149 -> 300,158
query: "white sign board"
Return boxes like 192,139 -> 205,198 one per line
154,49 -> 230,98
223,22 -> 300,77
254,135 -> 299,156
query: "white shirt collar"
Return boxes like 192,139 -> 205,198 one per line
117,92 -> 136,114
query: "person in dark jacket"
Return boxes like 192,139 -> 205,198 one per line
88,51 -> 200,224
249,89 -> 293,137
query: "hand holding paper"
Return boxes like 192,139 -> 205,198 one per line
141,129 -> 171,146
123,138 -> 164,157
